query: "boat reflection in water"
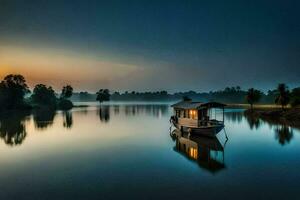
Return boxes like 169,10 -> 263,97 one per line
170,129 -> 227,174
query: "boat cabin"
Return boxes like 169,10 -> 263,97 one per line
171,100 -> 226,129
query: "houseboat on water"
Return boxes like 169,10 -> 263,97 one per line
170,100 -> 226,137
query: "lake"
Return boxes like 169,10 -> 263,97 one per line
0,102 -> 300,200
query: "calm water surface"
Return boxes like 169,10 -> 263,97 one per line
0,103 -> 300,200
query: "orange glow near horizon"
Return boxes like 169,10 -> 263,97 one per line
0,66 -> 13,76
0,45 -> 141,91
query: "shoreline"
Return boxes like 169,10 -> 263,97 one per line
244,108 -> 300,129
226,103 -> 283,109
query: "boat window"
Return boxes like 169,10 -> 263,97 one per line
189,110 -> 197,119
175,110 -> 179,117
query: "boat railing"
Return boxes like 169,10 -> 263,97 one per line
198,119 -> 223,127
170,115 -> 178,124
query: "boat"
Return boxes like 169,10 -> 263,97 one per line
170,100 -> 226,137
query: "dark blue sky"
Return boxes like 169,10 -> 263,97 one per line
0,0 -> 299,92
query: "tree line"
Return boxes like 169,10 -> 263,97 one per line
0,74 -> 299,112
0,74 -> 111,112
72,85 -> 300,107
0,74 -> 74,111
246,83 -> 299,110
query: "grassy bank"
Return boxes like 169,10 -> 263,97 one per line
226,103 -> 283,109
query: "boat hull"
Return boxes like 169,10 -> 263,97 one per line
173,122 -> 224,137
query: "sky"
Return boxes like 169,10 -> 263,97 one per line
0,0 -> 299,92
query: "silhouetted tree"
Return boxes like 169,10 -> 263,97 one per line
96,89 -> 110,103
61,85 -> 73,99
0,74 -> 30,110
31,84 -> 57,107
290,87 -> 300,107
59,85 -> 74,110
246,88 -> 262,110
263,89 -> 277,103
275,83 -> 290,110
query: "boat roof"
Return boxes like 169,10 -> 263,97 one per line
171,100 -> 226,110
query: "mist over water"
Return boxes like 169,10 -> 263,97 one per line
0,103 -> 300,200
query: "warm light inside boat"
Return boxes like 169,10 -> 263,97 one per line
189,110 -> 196,115
189,110 -> 197,119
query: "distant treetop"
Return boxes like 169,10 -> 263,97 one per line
61,85 -> 73,99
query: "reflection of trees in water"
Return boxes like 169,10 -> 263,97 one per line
122,105 -> 168,117
226,111 -> 262,130
98,104 -> 168,122
0,112 -> 29,146
98,106 -> 110,123
33,109 -> 56,130
243,110 -> 296,146
224,111 -> 243,123
63,111 -> 73,129
125,105 -> 136,116
275,125 -> 293,146
113,105 -> 119,115
244,113 -> 262,130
